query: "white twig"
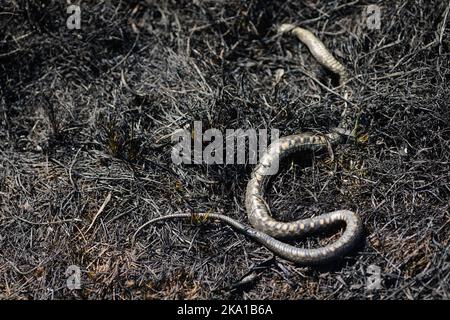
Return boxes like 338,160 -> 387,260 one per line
85,192 -> 112,233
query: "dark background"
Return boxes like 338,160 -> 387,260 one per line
0,0 -> 448,299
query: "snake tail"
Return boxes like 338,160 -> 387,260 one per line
141,212 -> 362,265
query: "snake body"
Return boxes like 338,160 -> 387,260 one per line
244,132 -> 362,264
137,24 -> 363,265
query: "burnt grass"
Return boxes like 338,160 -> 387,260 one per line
0,0 -> 449,300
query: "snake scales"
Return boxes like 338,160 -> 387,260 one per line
135,24 -> 363,264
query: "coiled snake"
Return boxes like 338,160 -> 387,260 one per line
134,24 -> 363,264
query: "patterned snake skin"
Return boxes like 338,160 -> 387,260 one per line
136,24 -> 363,264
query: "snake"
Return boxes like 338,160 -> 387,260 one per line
134,24 -> 363,265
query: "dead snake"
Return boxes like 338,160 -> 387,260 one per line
135,24 -> 363,264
